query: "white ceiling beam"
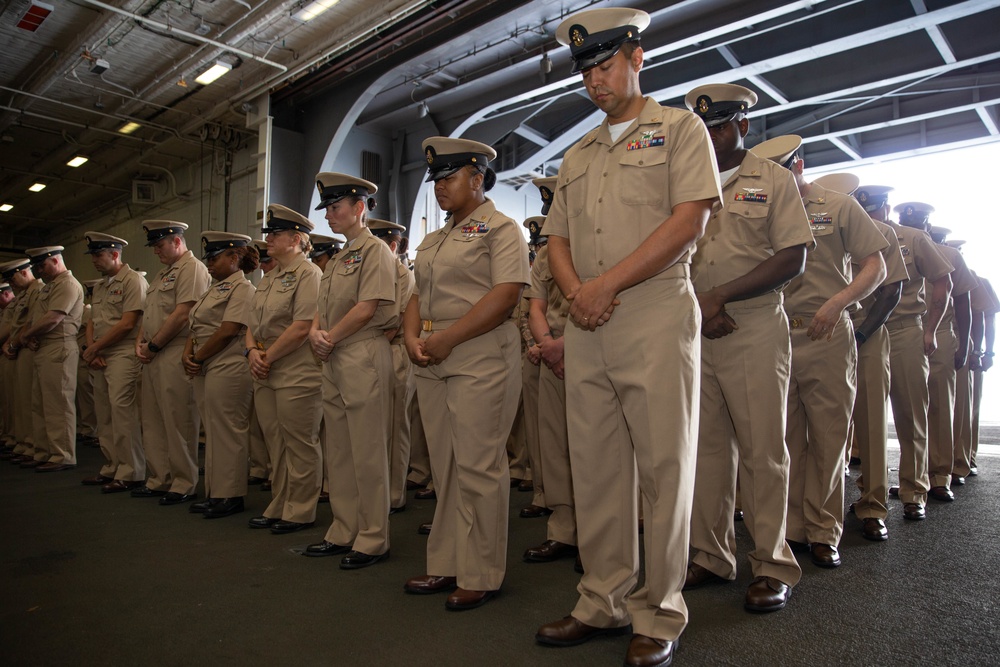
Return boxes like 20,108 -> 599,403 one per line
828,136 -> 862,160
513,124 -> 550,147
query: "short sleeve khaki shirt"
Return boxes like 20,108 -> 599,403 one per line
935,243 -> 978,331
525,246 -> 570,335
249,254 -> 321,344
887,223 -> 954,320
35,269 -> 84,340
143,250 -> 211,344
92,265 -> 147,341
317,229 -> 399,334
853,220 -> 909,323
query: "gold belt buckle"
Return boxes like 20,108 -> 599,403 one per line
422,320 -> 433,332
790,318 -> 802,329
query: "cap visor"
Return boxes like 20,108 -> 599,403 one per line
425,166 -> 463,183
572,46 -> 622,74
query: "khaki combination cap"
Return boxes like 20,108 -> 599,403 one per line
308,233 -> 343,258
422,137 -> 496,182
0,282 -> 11,292
555,8 -> 650,74
262,204 -> 314,234
143,220 -> 188,246
201,231 -> 252,260
532,177 -> 558,215
522,215 -> 547,243
84,231 -> 128,255
25,245 -> 64,266
813,173 -> 860,196
685,84 -> 758,128
752,134 -> 802,166
252,239 -> 272,261
0,258 -> 32,279
895,202 -> 935,220
367,218 -> 406,240
854,185 -> 894,213
314,172 -> 377,211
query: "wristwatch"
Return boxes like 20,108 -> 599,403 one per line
147,341 -> 161,353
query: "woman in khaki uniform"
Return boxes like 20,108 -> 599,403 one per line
304,173 -> 398,568
402,137 -> 530,610
183,232 -> 258,519
245,204 -> 323,534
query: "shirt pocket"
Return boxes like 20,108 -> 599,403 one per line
726,202 -> 770,246
559,163 -> 590,218
618,149 -> 667,207
439,235 -> 486,269
810,224 -> 835,238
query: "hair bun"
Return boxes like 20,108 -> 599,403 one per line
367,196 -> 377,211
483,167 -> 497,192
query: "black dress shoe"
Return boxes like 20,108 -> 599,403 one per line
389,505 -> 405,515
519,504 -> 553,519
203,497 -> 244,519
340,550 -> 389,570
414,488 -> 436,500
523,540 -> 578,563
862,518 -> 889,541
625,634 -> 676,667
744,576 -> 791,613
248,515 -> 280,529
849,456 -> 862,466
406,479 -> 426,491
903,503 -> 926,520
82,474 -> 114,486
247,476 -> 266,485
810,543 -> 841,568
159,492 -> 197,506
510,478 -> 524,488
304,541 -> 352,557
929,486 -> 955,502
517,479 -> 534,492
734,509 -> 744,522
102,479 -> 144,494
260,479 -> 272,491
36,462 -> 76,472
889,486 -> 900,497
786,539 -> 810,554
270,520 -> 314,534
536,616 -> 631,647
190,498 -> 220,513
684,562 -> 727,590
130,485 -> 166,498
19,459 -> 42,469
417,522 -> 432,535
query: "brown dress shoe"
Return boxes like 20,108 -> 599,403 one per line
19,459 -> 43,469
929,486 -> 955,502
535,616 -> 630,647
744,576 -> 790,612
403,574 -> 456,595
101,479 -> 143,494
683,562 -> 726,590
625,634 -> 676,667
517,479 -> 534,492
810,543 -> 841,568
414,488 -> 436,500
862,518 -> 889,541
519,504 -> 553,519
82,474 -> 114,486
523,540 -> 578,563
903,503 -> 926,520
36,462 -> 76,472
445,587 -> 497,610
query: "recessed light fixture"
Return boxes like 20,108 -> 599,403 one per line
0,204 -> 13,212
195,61 -> 232,86
29,183 -> 46,192
67,156 -> 88,167
118,121 -> 141,134
291,0 -> 340,22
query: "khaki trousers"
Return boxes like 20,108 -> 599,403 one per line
952,364 -> 973,477
851,325 -> 891,520
786,315 -> 857,547
1,357 -> 14,443
521,355 -> 542,507
691,303 -> 800,585
323,335 -> 393,555
141,344 -> 200,494
28,350 -> 45,460
32,339 -> 78,464
415,322 -> 520,591
970,368 -> 984,469
405,377 -> 431,486
927,328 -> 958,488
192,353 -> 252,498
13,348 -> 36,454
505,366 -> 533,484
388,342 -> 413,508
566,277 -> 698,642
537,361 -> 576,545
253,344 -> 322,523
248,406 -> 270,480
887,321 -> 930,506
92,343 -> 144,481
76,354 -> 98,439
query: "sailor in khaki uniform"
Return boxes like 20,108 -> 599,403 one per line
80,234 -> 148,491
2,258 -> 43,464
952,262 -> 991,484
308,233 -> 343,273
134,221 -> 212,504
535,11 -> 721,665
508,293 -> 538,500
75,280 -> 101,449
0,282 -> 15,453
680,92 -> 810,612
402,137 -> 529,610
885,202 -> 954,520
523,191 -> 580,566
368,217 -> 416,513
246,204 -> 323,534
966,275 -> 999,476
758,138 -> 888,568
183,232 -> 258,519
19,247 -> 85,470
247,239 -> 272,488
303,173 -> 398,568
845,184 -> 909,541
924,225 -> 977,501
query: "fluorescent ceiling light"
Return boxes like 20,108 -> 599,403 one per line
0,204 -> 12,212
291,0 -> 339,22
118,121 -> 141,134
195,61 -> 232,86
29,183 -> 46,192
67,156 -> 88,167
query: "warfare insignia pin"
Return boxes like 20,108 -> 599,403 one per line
425,147 -> 435,165
905,206 -> 914,217
697,96 -> 711,114
858,191 -> 868,203
571,27 -> 585,47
